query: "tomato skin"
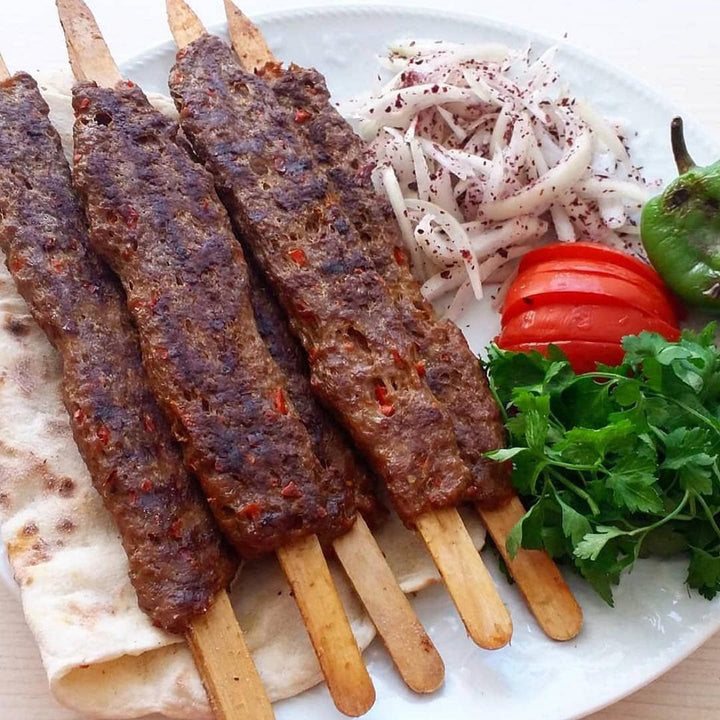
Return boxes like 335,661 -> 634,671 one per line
498,304 -> 681,347
498,242 -> 684,373
518,242 -> 667,290
503,269 -> 679,326
500,341 -> 626,373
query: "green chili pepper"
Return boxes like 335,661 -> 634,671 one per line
641,117 -> 720,311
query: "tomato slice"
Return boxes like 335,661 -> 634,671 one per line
525,258 -> 669,292
499,340 -> 626,374
517,242 -> 667,290
502,270 -> 679,326
498,304 -> 681,347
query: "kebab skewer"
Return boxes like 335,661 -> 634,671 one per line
177,2 -> 445,687
55,0 -> 375,714
166,2 -> 512,650
223,0 -> 583,642
247,259 -> 446,693
0,57 -> 272,720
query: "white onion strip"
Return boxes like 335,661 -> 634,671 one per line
480,131 -> 593,220
381,166 -> 425,276
343,39 -> 653,310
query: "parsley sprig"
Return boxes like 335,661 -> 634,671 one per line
485,323 -> 720,604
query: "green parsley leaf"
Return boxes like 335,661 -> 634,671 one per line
687,548 -> 720,600
604,453 -> 663,514
557,496 -> 592,545
574,526 -> 628,561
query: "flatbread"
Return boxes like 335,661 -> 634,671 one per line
0,73 -> 486,719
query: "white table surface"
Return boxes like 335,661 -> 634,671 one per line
1,1 -> 720,719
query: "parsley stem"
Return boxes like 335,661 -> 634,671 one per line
695,493 -> 720,542
550,459 -> 602,472
663,397 -> 720,436
548,467 -> 600,516
627,490 -> 690,538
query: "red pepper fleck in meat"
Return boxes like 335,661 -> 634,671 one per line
97,424 -> 110,445
375,383 -> 389,404
288,248 -> 308,266
294,108 -> 311,124
142,413 -> 155,434
240,502 -> 262,520
274,387 -> 288,414
281,481 -> 302,498
126,207 -> 139,229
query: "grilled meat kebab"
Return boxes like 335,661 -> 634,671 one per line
169,35 -> 476,525
0,72 -> 237,633
266,64 -> 513,510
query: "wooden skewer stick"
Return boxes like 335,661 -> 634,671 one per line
223,0 -> 274,70
277,535 -> 376,716
223,0 -> 582,645
166,0 -> 207,48
0,53 -> 9,81
56,0 -> 120,86
187,592 -> 275,720
223,0 -> 511,651
54,2 -> 276,719
167,0 -> 443,696
332,516 -> 445,693
416,508 -> 511,649
479,497 -> 582,641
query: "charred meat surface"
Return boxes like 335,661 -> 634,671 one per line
267,64 -> 513,510
0,72 -> 237,633
170,35 -> 473,525
71,80 -> 354,557
246,259 -> 383,526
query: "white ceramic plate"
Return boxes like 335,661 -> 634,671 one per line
3,5 -> 720,720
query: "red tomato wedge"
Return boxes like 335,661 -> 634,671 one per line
525,259 -> 672,293
498,242 -> 684,374
500,341 -> 627,373
498,304 -> 681,347
503,270 -> 679,326
517,242 -> 667,291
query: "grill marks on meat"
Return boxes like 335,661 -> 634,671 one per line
170,35 -> 473,524
71,80 -> 354,557
246,260 -> 383,526
267,65 -> 513,510
0,73 -> 237,633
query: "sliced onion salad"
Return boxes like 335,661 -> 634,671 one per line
341,40 -> 657,320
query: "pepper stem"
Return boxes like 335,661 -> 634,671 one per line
670,116 -> 696,174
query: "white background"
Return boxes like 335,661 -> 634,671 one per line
1,2 -> 720,720
2,0 -> 720,141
